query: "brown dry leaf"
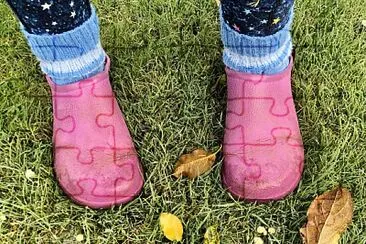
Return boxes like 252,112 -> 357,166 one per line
300,187 -> 353,244
173,148 -> 219,179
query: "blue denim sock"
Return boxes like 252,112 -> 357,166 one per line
220,7 -> 294,75
21,6 -> 105,85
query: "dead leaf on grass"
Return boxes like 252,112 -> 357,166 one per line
300,187 -> 353,244
173,147 -> 220,179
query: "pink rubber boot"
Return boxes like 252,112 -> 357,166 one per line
48,57 -> 144,209
222,58 -> 304,202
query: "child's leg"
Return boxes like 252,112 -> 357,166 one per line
220,0 -> 304,201
6,0 -> 104,85
221,0 -> 294,74
7,0 -> 92,34
5,1 -> 144,208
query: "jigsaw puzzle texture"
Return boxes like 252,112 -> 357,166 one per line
48,58 -> 143,208
222,59 -> 304,201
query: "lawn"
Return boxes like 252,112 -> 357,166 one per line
0,0 -> 365,243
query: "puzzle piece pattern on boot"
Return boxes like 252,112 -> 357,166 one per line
222,58 -> 304,201
48,57 -> 143,208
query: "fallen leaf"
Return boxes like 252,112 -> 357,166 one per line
204,225 -> 220,244
215,0 -> 220,6
173,148 -> 219,179
159,213 -> 183,242
300,187 -> 353,244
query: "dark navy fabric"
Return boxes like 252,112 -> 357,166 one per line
6,0 -> 292,36
221,0 -> 294,36
6,0 -> 91,35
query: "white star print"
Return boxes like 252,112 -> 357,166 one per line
244,9 -> 251,15
70,11 -> 76,18
261,20 -> 268,24
249,27 -> 254,31
52,21 -> 57,26
41,2 -> 52,10
70,1 -> 74,7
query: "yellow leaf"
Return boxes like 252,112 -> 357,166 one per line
173,148 -> 219,179
215,0 -> 220,6
300,187 -> 353,244
204,225 -> 220,244
159,213 -> 183,242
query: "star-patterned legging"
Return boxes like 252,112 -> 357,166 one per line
221,0 -> 294,36
6,0 -> 91,35
6,0 -> 292,36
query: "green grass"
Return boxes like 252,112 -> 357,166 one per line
0,0 -> 365,243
